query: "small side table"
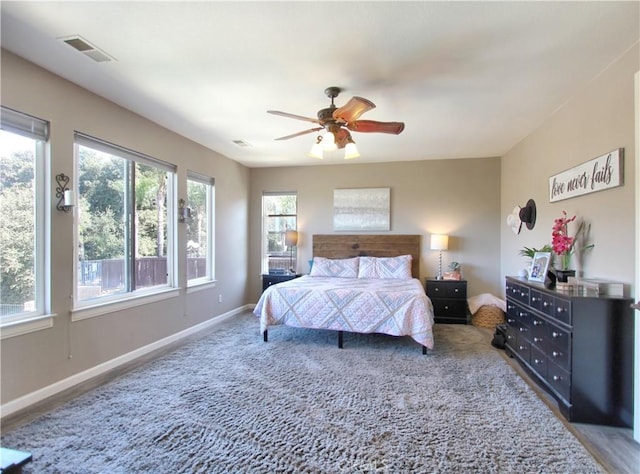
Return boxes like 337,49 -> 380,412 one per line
425,278 -> 469,324
262,273 -> 302,293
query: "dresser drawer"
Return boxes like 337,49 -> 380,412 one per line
530,290 -> 544,311
547,361 -> 571,402
547,323 -> 570,371
530,314 -> 547,347
426,281 -> 466,298
531,345 -> 548,379
431,299 -> 467,317
515,335 -> 531,364
511,302 -> 532,329
506,282 -> 530,306
553,298 -> 571,325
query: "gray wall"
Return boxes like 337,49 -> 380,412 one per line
501,43 -> 639,294
1,51 -> 250,405
249,158 -> 503,303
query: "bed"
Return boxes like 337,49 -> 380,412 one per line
254,234 -> 435,353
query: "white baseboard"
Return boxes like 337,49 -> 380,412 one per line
1,305 -> 252,420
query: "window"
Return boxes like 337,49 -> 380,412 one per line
75,133 -> 176,307
0,107 -> 48,326
262,192 -> 297,274
186,172 -> 215,285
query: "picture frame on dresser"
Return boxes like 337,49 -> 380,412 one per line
528,251 -> 551,282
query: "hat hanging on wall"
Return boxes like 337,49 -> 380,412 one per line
506,206 -> 522,235
518,199 -> 537,230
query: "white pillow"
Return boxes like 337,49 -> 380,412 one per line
358,255 -> 413,279
309,257 -> 359,278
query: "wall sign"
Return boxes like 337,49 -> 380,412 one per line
549,148 -> 624,202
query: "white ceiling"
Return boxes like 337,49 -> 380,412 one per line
1,1 -> 638,168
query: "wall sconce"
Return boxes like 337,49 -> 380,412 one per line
55,173 -> 74,212
178,198 -> 192,223
430,234 -> 449,280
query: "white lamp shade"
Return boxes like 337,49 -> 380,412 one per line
343,142 -> 360,160
322,132 -> 337,151
285,230 -> 298,247
308,142 -> 323,159
430,234 -> 449,251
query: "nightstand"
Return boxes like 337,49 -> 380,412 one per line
261,273 -> 301,292
425,279 -> 469,324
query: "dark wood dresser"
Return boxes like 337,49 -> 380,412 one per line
425,279 -> 469,324
505,276 -> 633,426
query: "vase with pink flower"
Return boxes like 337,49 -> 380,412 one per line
551,211 -> 594,282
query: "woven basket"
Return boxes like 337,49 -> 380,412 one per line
472,305 -> 505,329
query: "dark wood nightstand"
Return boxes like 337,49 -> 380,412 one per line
262,273 -> 302,292
425,279 -> 469,324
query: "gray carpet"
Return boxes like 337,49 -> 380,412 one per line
2,312 -> 604,473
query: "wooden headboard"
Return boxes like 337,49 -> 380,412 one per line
312,234 -> 421,279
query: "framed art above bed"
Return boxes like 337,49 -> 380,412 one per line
333,188 -> 390,231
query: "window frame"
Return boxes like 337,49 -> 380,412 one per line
186,171 -> 215,288
72,132 -> 178,316
262,192 -> 297,274
0,107 -> 52,338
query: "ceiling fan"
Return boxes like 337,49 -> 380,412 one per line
267,87 -> 404,159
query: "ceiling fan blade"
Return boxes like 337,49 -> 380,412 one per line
274,127 -> 323,141
333,96 -> 376,123
347,120 -> 405,135
267,110 -> 321,124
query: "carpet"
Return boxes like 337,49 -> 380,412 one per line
2,312 -> 604,473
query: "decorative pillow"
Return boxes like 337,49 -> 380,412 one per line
358,255 -> 413,279
309,257 -> 359,278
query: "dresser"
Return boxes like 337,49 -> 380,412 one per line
261,273 -> 301,292
425,279 -> 469,324
505,276 -> 633,426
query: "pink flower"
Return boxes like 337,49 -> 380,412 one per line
552,212 -> 575,269
551,211 -> 592,270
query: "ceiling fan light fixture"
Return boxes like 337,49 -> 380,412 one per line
344,141 -> 360,160
322,131 -> 337,151
308,136 -> 324,159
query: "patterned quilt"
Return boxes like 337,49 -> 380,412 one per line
254,276 -> 435,349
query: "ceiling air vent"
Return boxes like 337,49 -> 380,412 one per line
232,140 -> 252,147
59,35 -> 115,63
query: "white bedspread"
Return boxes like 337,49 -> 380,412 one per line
254,275 -> 435,349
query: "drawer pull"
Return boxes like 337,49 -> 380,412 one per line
552,331 -> 560,338
521,292 -> 526,297
543,301 -> 549,307
533,337 -> 542,343
507,318 -> 515,324
519,312 -> 525,317
519,345 -> 527,351
533,320 -> 542,326
553,375 -> 562,381
434,288 -> 439,292
534,358 -> 543,364
444,305 -> 449,310
557,307 -> 564,313
552,351 -> 562,358
531,296 -> 537,302
519,327 -> 527,332
508,335 -> 514,340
